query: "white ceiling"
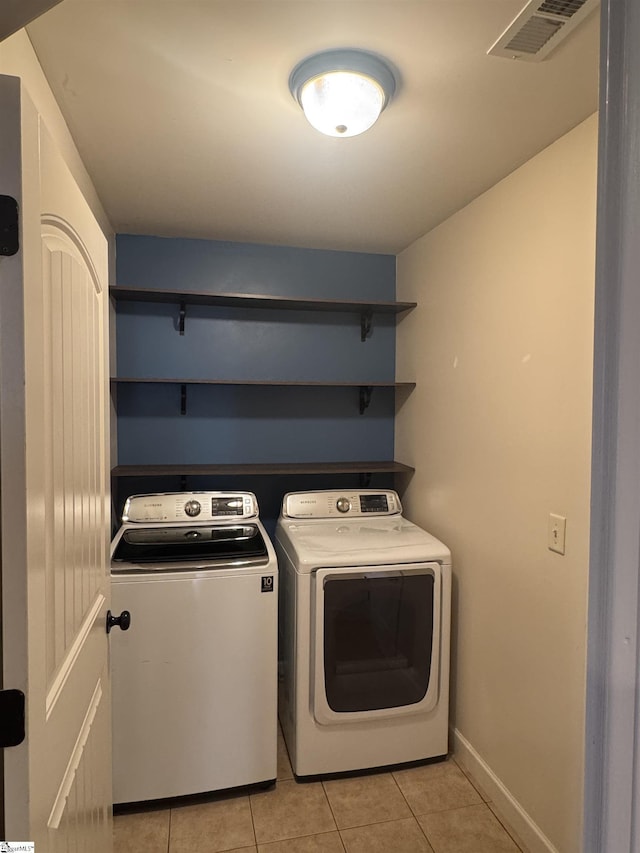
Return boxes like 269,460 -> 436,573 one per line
26,1 -> 600,255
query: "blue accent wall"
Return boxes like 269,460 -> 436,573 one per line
113,235 -> 398,529
116,234 -> 395,300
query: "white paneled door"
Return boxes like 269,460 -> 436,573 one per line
0,76 -> 112,851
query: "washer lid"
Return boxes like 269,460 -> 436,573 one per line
112,523 -> 268,565
276,516 -> 450,570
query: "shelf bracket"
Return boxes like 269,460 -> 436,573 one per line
359,385 -> 373,415
179,301 -> 186,335
360,310 -> 373,342
359,472 -> 372,488
180,383 -> 187,415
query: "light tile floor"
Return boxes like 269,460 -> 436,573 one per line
113,727 -> 529,853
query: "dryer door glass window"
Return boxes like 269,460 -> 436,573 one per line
322,572 -> 434,713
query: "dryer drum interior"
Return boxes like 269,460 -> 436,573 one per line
312,562 -> 441,724
321,571 -> 435,713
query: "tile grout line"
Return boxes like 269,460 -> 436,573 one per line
412,802 -> 489,818
452,755 -> 492,803
392,760 -> 521,850
320,765 -> 437,851
389,768 -> 439,848
414,800 -> 529,853
334,831 -> 348,853
486,801 -> 530,853
388,769 -> 436,847
337,812 -> 439,850
320,778 -> 345,849
337,813 -> 426,831
247,790 -> 259,850
447,756 -> 528,850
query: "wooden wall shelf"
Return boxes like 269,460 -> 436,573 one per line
111,377 -> 415,388
111,461 -> 415,477
110,286 -> 416,341
111,377 -> 415,415
110,285 -> 416,314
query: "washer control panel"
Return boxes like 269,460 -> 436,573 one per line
122,492 -> 259,523
282,490 -> 401,519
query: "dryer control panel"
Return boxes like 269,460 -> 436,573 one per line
122,491 -> 259,523
281,489 -> 401,519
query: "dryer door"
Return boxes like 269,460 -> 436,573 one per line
311,562 -> 442,725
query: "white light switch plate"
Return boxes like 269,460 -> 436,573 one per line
548,513 -> 566,555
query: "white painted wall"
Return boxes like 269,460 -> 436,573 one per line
0,29 -> 111,235
395,114 -> 597,853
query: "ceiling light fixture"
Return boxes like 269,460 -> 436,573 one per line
289,49 -> 396,138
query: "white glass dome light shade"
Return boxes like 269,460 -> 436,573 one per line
299,71 -> 385,138
289,49 -> 396,139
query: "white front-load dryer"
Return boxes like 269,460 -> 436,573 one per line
275,489 -> 451,778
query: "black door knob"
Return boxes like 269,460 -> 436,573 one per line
106,609 -> 131,634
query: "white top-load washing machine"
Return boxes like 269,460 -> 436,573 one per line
276,489 -> 451,778
110,491 -> 278,804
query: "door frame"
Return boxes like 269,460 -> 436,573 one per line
584,0 -> 640,849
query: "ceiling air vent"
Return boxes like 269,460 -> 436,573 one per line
488,0 -> 599,61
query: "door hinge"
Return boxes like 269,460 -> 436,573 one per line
0,688 -> 25,747
0,195 -> 19,257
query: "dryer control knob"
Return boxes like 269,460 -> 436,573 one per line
336,497 -> 351,514
184,500 -> 201,517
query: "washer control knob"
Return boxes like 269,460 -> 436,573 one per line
184,500 -> 201,517
336,497 -> 351,514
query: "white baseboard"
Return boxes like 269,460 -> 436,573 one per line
452,727 -> 560,853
